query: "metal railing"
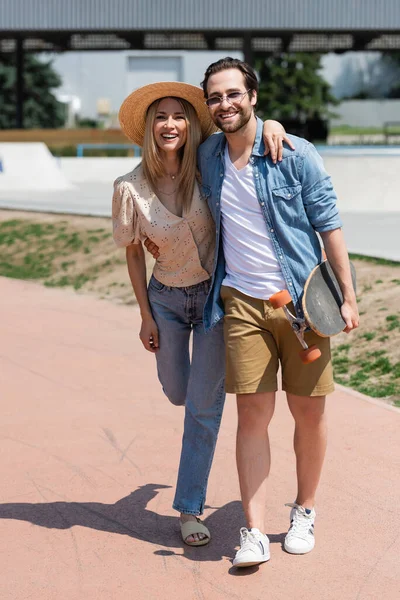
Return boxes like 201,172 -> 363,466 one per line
76,143 -> 142,157
383,121 -> 400,145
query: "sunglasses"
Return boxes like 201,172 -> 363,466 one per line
205,90 -> 251,108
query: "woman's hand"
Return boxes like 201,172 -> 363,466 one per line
262,119 -> 295,163
140,316 -> 159,352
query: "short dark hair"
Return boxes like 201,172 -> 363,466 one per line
201,57 -> 259,98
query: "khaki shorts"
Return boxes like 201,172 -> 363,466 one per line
221,285 -> 334,397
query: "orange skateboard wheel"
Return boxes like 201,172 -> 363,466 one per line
299,345 -> 322,364
269,289 -> 292,309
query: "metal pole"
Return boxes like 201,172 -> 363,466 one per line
16,38 -> 24,129
243,34 -> 254,67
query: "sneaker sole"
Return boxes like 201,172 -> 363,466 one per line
233,555 -> 270,568
284,542 -> 314,555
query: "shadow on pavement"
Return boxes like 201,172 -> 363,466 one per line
0,483 -> 285,564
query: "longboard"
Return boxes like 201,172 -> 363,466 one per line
269,260 -> 357,363
303,260 -> 357,337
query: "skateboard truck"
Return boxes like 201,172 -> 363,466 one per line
269,290 -> 322,364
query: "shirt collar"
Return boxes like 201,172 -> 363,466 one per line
251,116 -> 266,157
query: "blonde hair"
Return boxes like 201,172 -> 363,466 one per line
142,97 -> 202,212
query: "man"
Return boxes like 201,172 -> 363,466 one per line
197,57 -> 359,568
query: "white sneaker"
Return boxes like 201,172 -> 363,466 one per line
233,527 -> 270,568
284,503 -> 316,554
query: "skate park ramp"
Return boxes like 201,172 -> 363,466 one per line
0,143 -> 75,191
0,145 -> 399,260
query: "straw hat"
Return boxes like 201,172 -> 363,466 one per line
118,81 -> 217,147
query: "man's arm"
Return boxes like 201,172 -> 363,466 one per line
299,144 -> 359,333
319,229 -> 359,333
299,143 -> 342,233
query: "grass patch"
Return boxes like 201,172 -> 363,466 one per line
348,253 -> 400,267
357,382 -> 398,398
61,260 -> 76,271
365,350 -> 386,358
0,259 -> 51,280
333,344 -> 400,403
361,332 -> 376,341
44,276 -> 71,288
386,315 -> 400,331
0,216 -> 116,293
330,126 -> 400,135
337,344 -> 351,352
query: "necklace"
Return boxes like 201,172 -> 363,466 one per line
168,173 -> 178,180
155,186 -> 177,196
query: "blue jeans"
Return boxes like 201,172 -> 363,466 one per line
148,275 -> 225,515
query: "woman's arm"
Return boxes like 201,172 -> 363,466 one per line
126,243 -> 159,352
263,119 -> 295,163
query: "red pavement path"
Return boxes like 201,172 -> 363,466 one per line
1,276 -> 399,600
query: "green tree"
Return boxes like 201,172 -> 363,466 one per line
255,53 -> 338,122
0,53 -> 66,129
382,52 -> 400,98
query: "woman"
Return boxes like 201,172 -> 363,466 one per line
112,82 -> 291,546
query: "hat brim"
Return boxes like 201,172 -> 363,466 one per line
118,82 -> 217,147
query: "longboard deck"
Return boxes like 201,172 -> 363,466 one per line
302,261 -> 357,337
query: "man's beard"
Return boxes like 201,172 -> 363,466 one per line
215,106 -> 253,133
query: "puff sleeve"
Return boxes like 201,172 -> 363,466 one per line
112,178 -> 140,247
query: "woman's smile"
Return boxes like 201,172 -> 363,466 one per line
154,98 -> 187,152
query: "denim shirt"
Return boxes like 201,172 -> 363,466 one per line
197,116 -> 342,331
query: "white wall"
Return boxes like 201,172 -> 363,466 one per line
330,100 -> 400,128
126,56 -> 183,95
48,50 -> 243,120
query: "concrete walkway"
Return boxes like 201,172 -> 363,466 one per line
1,277 -> 399,600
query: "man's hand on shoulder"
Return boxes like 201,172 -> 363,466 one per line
144,237 -> 160,259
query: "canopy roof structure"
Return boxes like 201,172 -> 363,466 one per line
1,0 -> 400,55
2,0 -> 400,128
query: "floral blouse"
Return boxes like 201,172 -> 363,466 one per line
112,164 -> 215,287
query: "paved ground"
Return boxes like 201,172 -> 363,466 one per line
1,277 -> 400,600
0,186 -> 399,261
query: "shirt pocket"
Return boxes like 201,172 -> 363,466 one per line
271,184 -> 302,202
